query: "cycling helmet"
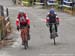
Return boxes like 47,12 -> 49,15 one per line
50,10 -> 55,14
19,10 -> 24,13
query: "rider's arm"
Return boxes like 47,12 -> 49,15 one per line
25,13 -> 30,25
16,19 -> 20,31
16,19 -> 19,26
46,11 -> 50,17
56,16 -> 60,24
17,13 -> 20,20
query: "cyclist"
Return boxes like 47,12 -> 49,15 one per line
46,8 -> 59,39
16,10 -> 30,44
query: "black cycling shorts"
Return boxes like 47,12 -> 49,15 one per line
20,23 -> 27,29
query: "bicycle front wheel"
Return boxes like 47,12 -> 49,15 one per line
53,37 -> 56,45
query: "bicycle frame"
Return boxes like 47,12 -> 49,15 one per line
51,23 -> 57,38
50,23 -> 57,45
21,28 -> 28,41
21,27 -> 28,49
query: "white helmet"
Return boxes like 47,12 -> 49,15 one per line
19,10 -> 24,13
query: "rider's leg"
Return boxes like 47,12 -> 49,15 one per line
49,24 -> 52,33
21,29 -> 24,45
20,24 -> 24,45
55,24 -> 58,36
49,24 -> 52,39
55,24 -> 57,32
27,25 -> 30,40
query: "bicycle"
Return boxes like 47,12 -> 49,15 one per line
21,26 -> 28,49
46,23 -> 58,45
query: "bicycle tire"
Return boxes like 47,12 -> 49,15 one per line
53,37 -> 56,45
24,41 -> 28,49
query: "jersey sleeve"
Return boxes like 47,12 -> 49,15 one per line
17,13 -> 20,19
25,13 -> 29,20
27,19 -> 30,25
25,13 -> 30,25
56,16 -> 59,22
16,19 -> 19,26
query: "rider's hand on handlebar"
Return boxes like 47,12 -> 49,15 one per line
17,26 -> 19,31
